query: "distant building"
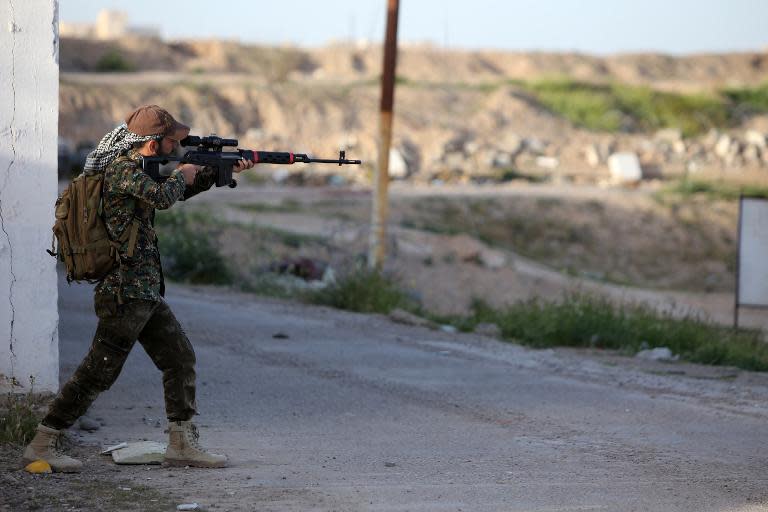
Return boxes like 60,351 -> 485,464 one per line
60,9 -> 161,40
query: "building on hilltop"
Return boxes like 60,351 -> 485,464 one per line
60,9 -> 160,40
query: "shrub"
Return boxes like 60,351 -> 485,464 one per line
95,48 -> 134,72
306,267 -> 416,314
0,378 -> 45,446
154,210 -> 233,285
458,293 -> 768,371
723,82 -> 768,114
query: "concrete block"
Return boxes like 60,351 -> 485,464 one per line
111,441 -> 167,465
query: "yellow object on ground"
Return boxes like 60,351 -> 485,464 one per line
24,459 -> 52,474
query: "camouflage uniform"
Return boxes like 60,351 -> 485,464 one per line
43,149 -> 216,430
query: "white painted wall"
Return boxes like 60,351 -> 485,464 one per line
0,1 -> 60,393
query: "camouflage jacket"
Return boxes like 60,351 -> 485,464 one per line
95,149 -> 215,302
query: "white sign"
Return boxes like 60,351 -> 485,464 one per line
738,197 -> 768,306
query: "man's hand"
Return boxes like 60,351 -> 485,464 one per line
233,159 -> 255,173
177,163 -> 203,185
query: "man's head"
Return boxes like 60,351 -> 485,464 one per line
125,105 -> 190,157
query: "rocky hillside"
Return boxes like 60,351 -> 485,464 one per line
59,37 -> 768,183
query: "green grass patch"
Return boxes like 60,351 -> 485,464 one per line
154,209 -> 233,285
305,267 -> 417,314
523,79 -> 730,136
658,178 -> 768,201
451,293 -> 768,371
723,82 -> 768,114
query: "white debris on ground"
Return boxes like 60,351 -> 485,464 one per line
110,441 -> 167,465
635,347 -> 680,362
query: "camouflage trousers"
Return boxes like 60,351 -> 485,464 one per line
43,294 -> 197,430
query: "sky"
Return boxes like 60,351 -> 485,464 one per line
60,0 -> 768,55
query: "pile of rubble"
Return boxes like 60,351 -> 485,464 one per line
58,127 -> 768,186
393,127 -> 768,185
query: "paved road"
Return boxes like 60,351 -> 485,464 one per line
58,274 -> 768,511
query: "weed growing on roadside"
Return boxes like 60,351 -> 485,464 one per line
453,293 -> 768,371
305,266 -> 417,314
0,377 -> 46,446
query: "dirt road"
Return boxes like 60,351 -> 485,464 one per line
3,271 -> 768,511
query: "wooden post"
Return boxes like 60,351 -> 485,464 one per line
368,0 -> 400,269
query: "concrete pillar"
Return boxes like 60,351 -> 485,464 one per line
0,0 -> 60,393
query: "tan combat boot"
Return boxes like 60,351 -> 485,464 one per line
164,421 -> 228,468
22,424 -> 83,473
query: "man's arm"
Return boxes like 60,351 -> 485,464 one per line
179,158 -> 256,200
109,161 -> 186,210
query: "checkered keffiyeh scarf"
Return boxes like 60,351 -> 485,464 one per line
83,123 -> 158,174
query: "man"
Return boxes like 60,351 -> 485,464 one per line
23,105 -> 254,472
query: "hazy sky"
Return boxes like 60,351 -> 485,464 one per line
60,0 -> 768,55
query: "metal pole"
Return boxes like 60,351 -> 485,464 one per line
368,0 -> 400,269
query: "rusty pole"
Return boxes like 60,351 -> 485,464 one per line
368,0 -> 400,269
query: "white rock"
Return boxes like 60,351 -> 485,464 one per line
111,441 -> 167,465
535,156 -> 559,169
635,347 -> 679,362
388,147 -> 409,179
715,134 -> 733,158
607,152 -> 642,184
584,144 -> 601,167
745,130 -> 767,149
177,504 -> 200,511
480,249 -> 506,269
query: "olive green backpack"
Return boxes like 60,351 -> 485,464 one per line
48,169 -> 140,283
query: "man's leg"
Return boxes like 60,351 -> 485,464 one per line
25,296 -> 156,472
138,300 -> 227,468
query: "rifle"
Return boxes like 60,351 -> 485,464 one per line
142,134 -> 362,188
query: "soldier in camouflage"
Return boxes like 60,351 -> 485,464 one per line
23,106 -> 254,472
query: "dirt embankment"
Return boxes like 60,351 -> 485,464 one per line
59,37 -> 768,185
